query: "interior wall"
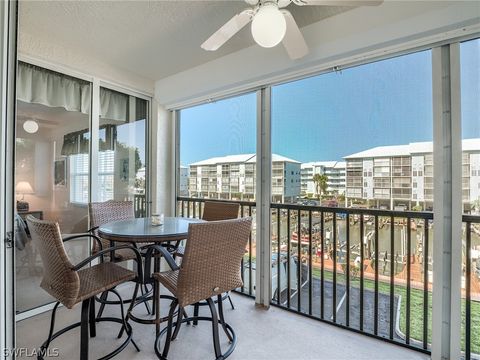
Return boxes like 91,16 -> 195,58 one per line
16,103 -> 91,233
18,34 -> 154,96
154,1 -> 480,108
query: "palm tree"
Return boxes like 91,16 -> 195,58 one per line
312,174 -> 328,202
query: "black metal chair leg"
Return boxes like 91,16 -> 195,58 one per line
118,282 -> 140,339
96,291 -> 108,318
89,298 -> 96,338
217,295 -> 233,343
155,299 -> 177,360
193,303 -> 200,326
39,301 -> 60,357
80,299 -> 90,360
141,284 -> 152,314
207,298 -> 222,360
171,306 -> 183,341
109,288 -> 140,352
183,308 -> 191,326
227,293 -> 235,310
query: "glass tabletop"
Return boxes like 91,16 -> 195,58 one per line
98,216 -> 204,243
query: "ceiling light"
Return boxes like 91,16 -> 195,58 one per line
23,120 -> 39,134
251,3 -> 286,48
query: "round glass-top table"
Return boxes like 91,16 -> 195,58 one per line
98,216 -> 204,244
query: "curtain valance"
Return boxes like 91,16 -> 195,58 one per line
17,62 -> 129,122
61,124 -> 117,156
17,62 -> 91,114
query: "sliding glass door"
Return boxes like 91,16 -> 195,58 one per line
97,87 -> 149,217
14,65 -> 150,315
15,63 -> 92,313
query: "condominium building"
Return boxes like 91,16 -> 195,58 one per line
188,154 -> 301,203
344,139 -> 480,211
179,166 -> 189,196
300,161 -> 346,196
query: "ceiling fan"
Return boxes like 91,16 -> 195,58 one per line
201,0 -> 383,60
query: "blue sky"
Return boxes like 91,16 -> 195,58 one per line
180,40 -> 479,166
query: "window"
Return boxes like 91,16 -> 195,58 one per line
271,49 -> 433,341
98,150 -> 114,202
179,92 -> 257,295
70,154 -> 89,204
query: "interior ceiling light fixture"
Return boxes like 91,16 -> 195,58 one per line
201,0 -> 383,60
23,119 -> 39,134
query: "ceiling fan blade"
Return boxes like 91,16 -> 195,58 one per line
201,9 -> 254,51
294,0 -> 383,6
281,10 -> 309,60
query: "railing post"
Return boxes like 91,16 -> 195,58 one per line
255,87 -> 272,308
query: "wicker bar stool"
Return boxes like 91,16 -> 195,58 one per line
26,215 -> 143,360
175,201 -> 240,313
174,201 -> 240,258
152,217 -> 252,360
89,200 -> 139,261
89,200 -> 152,316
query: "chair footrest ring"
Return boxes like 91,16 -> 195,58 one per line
154,316 -> 236,360
37,317 -> 134,360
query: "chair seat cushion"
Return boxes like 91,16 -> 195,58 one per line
76,262 -> 136,304
111,247 -> 139,262
153,270 -> 179,296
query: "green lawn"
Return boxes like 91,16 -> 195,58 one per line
243,256 -> 479,354
310,268 -> 479,353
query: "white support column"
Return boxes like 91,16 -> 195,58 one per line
255,87 -> 272,308
432,43 -> 462,360
153,102 -> 175,217
149,98 -> 159,214
172,109 -> 180,215
449,42 -> 463,360
89,79 -> 100,202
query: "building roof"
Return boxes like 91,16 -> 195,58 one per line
344,138 -> 480,159
463,138 -> 480,152
190,153 -> 300,166
301,161 -> 346,169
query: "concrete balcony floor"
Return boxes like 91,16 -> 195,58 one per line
16,287 -> 428,360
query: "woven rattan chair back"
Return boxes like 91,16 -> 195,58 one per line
89,200 -> 134,253
201,201 -> 240,222
26,215 -> 80,309
177,218 -> 252,307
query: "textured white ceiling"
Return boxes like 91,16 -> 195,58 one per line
19,1 -> 352,81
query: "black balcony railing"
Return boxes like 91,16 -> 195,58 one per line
269,202 -> 434,353
134,194 -> 147,218
463,215 -> 480,360
177,196 -> 479,357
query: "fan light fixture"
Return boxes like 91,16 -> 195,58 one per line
251,2 -> 286,48
23,119 -> 39,134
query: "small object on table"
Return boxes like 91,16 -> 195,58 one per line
151,214 -> 164,226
